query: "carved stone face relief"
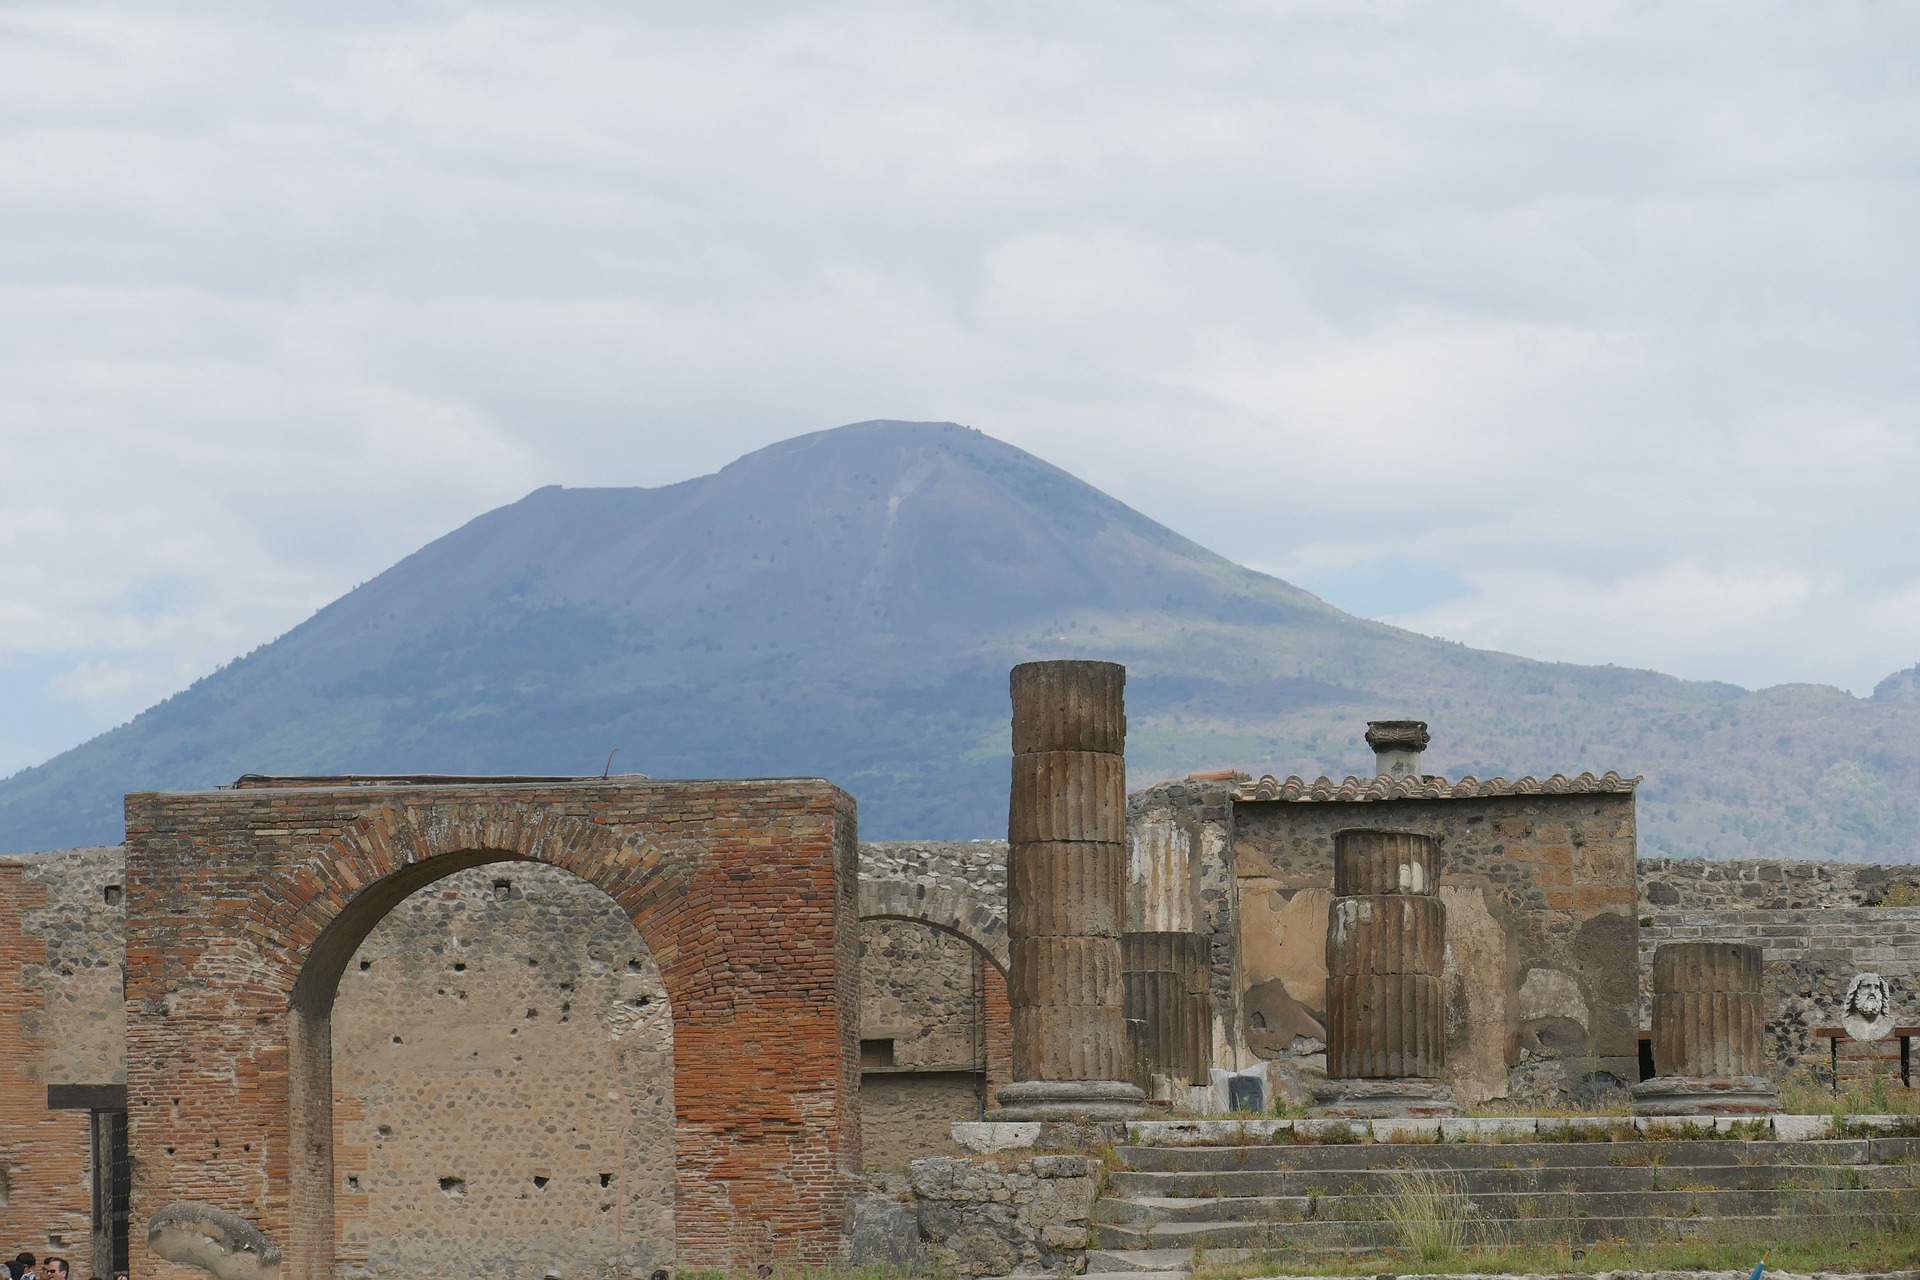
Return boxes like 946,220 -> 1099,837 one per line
1842,972 -> 1896,1043
147,1202 -> 282,1280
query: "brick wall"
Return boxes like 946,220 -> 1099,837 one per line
5,833 -> 1013,1269
0,855 -> 98,1274
122,778 -> 860,1279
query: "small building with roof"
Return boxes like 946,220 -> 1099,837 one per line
1125,720 -> 1642,1107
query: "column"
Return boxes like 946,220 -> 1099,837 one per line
992,660 -> 1145,1120
1311,828 -> 1461,1117
1632,942 -> 1779,1115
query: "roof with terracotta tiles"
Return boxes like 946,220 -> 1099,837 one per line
1232,770 -> 1641,803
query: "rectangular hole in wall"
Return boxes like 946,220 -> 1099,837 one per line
103,884 -> 123,905
860,1038 -> 896,1069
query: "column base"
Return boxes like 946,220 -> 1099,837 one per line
1630,1075 -> 1780,1116
1308,1077 -> 1461,1118
987,1079 -> 1147,1121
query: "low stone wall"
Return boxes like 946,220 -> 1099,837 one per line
1639,858 -> 1920,1073
1639,858 -> 1920,911
908,1149 -> 1098,1278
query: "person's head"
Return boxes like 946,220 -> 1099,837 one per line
43,1260 -> 67,1279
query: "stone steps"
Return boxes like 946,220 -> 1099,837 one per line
1113,1137 -> 1920,1171
1106,1161 -> 1920,1198
1094,1186 -> 1920,1228
1092,1209 -> 1908,1252
1089,1136 -> 1920,1263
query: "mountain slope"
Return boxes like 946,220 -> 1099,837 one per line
5,420 -> 1920,860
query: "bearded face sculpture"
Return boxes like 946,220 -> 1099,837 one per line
1843,972 -> 1896,1043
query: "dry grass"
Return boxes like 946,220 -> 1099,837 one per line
1777,1068 -> 1920,1119
1379,1167 -> 1475,1263
1190,1220 -> 1920,1280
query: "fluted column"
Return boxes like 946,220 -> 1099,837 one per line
1311,829 -> 1460,1117
992,660 -> 1145,1120
1632,942 -> 1779,1115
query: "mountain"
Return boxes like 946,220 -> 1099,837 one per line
5,420 -> 1920,860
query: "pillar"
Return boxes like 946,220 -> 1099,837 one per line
1122,805 -> 1212,1094
1310,828 -> 1460,1117
1632,942 -> 1779,1115
992,660 -> 1145,1120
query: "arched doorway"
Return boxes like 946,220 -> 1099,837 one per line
331,862 -> 674,1278
856,916 -> 1010,1169
125,779 -> 860,1280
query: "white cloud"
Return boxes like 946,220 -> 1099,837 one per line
2,0 -> 1920,773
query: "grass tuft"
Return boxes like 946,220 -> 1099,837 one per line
1379,1166 -> 1474,1263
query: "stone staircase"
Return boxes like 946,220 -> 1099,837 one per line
1087,1135 -> 1920,1273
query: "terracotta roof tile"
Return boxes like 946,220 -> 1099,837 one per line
1232,770 -> 1641,803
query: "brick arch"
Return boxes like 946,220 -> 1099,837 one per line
859,876 -> 1009,974
276,801 -> 693,1011
275,801 -> 696,1278
123,778 -> 860,1280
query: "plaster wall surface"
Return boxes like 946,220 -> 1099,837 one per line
1229,793 -> 1640,1105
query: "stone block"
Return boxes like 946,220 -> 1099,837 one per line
1442,1117 -> 1536,1142
1030,1154 -> 1090,1179
952,1121 -> 1040,1154
1371,1117 -> 1443,1143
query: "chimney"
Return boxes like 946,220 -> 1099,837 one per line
1365,720 -> 1430,780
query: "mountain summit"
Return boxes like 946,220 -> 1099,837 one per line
5,420 -> 1920,859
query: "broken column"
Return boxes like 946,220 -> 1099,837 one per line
1632,942 -> 1779,1115
992,660 -> 1145,1120
1311,828 -> 1460,1117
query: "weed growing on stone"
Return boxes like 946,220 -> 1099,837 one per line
1380,1167 -> 1473,1263
1188,1217 -> 1920,1279
1534,1119 -> 1636,1143
1778,1067 -> 1920,1117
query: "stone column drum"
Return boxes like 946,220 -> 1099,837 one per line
1311,829 -> 1460,1117
1632,942 -> 1779,1115
992,660 -> 1146,1120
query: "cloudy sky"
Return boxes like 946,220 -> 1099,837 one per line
2,1 -> 1917,777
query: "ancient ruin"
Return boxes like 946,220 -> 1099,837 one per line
5,686 -> 1920,1275
1632,941 -> 1780,1115
125,777 -> 859,1279
994,661 -> 1142,1121
1310,829 -> 1459,1117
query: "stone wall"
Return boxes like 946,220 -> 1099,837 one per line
332,863 -> 674,1279
857,919 -> 1014,1171
1229,792 -> 1641,1106
909,1150 -> 1097,1278
1639,857 -> 1920,1074
859,840 -> 1008,968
